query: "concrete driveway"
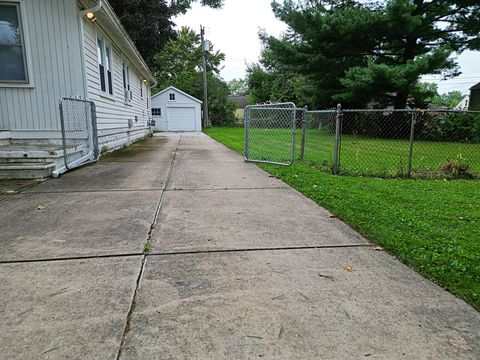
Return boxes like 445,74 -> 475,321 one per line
0,134 -> 479,359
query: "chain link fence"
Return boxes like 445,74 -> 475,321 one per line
300,107 -> 480,179
244,102 -> 297,165
55,97 -> 99,176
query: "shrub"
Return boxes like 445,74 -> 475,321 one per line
442,159 -> 476,179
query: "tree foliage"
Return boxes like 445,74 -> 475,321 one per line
227,78 -> 248,96
432,90 -> 465,108
108,0 -> 223,67
153,27 -> 235,125
263,0 -> 480,108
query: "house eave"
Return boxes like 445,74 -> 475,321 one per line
78,0 -> 155,83
152,86 -> 203,104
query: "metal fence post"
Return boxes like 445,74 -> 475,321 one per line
244,107 -> 249,160
407,111 -> 416,178
300,107 -> 308,161
333,103 -> 342,175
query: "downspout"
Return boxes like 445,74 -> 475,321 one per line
52,1 -> 104,178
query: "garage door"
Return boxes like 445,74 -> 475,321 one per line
167,107 -> 196,131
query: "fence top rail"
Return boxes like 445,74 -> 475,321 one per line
246,106 -> 298,112
340,108 -> 480,114
305,110 -> 337,114
59,96 -> 95,105
246,102 -> 296,109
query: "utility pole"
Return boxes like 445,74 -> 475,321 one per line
200,25 -> 209,128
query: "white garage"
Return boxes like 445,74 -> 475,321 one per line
151,86 -> 203,132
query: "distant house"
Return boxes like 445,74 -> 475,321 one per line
468,82 -> 480,111
151,86 -> 202,132
228,95 -> 248,125
0,0 -> 155,178
228,95 -> 249,109
454,96 -> 469,110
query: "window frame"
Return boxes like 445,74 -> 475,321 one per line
122,60 -> 132,104
169,93 -> 176,101
151,108 -> 161,116
0,0 -> 33,87
96,34 -> 114,96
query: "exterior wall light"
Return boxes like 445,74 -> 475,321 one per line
86,12 -> 96,22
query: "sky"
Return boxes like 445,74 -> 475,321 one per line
175,0 -> 480,95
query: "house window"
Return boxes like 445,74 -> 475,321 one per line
140,80 -> 143,98
97,37 -> 113,95
169,93 -> 175,101
152,108 -> 161,116
0,2 -> 28,83
122,61 -> 131,103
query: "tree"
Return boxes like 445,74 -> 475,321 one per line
227,78 -> 248,96
153,27 -> 235,125
108,0 -> 223,67
266,0 -> 480,108
432,90 -> 465,108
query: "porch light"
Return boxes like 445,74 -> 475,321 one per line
86,12 -> 96,22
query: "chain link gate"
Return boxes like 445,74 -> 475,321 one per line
244,102 -> 298,166
53,97 -> 99,177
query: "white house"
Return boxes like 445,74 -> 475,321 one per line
0,0 -> 155,178
454,95 -> 470,111
151,86 -> 202,132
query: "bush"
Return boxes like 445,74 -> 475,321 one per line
442,159 -> 476,179
416,112 -> 480,143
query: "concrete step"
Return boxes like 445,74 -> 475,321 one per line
0,144 -> 87,179
0,163 -> 56,179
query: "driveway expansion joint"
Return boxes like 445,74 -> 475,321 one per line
0,252 -> 144,265
147,243 -> 374,257
165,186 -> 290,192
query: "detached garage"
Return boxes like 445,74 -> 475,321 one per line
151,86 -> 203,132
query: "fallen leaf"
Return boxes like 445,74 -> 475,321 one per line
373,247 -> 384,251
36,204 -> 45,211
344,265 -> 355,272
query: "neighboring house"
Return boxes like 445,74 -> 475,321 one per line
228,95 -> 248,109
151,86 -> 202,132
0,0 -> 155,179
228,95 -> 248,125
454,95 -> 470,111
468,82 -> 480,111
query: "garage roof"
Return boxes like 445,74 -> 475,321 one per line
152,86 -> 203,104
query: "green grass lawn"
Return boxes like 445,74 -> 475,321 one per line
205,127 -> 480,310
242,127 -> 480,177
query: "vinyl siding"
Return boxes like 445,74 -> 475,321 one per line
0,0 -> 84,133
82,18 -> 151,143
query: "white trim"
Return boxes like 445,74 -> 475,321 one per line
96,29 -> 114,96
0,0 -> 35,88
152,86 -> 203,104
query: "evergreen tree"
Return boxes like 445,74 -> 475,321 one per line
266,0 -> 480,108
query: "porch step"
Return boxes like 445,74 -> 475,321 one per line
0,163 -> 56,179
0,143 -> 87,179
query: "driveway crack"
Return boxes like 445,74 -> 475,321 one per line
115,135 -> 181,360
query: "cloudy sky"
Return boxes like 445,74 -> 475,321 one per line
175,0 -> 480,95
